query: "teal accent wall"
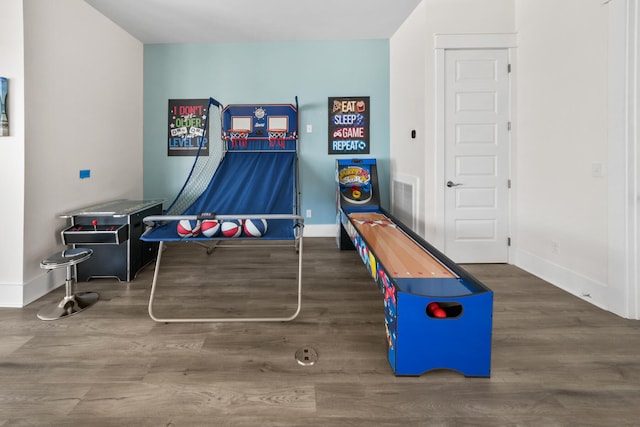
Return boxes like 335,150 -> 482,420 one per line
143,40 -> 390,225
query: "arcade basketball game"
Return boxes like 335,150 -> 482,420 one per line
141,98 -> 304,323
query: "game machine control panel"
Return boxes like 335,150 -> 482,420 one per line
61,199 -> 163,282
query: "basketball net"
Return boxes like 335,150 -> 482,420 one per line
165,98 -> 224,216
268,129 -> 287,149
229,130 -> 248,148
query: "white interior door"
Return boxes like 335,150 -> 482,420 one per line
444,49 -> 511,263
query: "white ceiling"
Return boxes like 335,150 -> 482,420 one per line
84,0 -> 422,44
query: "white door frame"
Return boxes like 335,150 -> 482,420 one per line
607,0 -> 639,319
433,33 -> 517,259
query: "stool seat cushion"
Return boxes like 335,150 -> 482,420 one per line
40,248 -> 93,269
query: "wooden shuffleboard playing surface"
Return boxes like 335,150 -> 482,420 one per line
349,212 -> 456,279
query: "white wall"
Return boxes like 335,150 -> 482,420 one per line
390,0 -> 639,318
390,1 -> 428,236
0,0 -> 144,307
390,0 -> 515,241
0,0 -> 26,304
513,0 -> 610,307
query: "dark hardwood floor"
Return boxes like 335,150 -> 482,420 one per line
1,238 -> 639,426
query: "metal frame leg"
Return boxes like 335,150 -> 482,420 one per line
147,239 -> 303,323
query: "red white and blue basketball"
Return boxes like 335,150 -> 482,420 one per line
176,219 -> 201,237
221,219 -> 243,238
200,219 -> 221,237
243,218 -> 268,237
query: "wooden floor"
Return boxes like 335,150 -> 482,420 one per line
1,238 -> 639,426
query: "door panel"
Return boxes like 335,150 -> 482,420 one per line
444,49 -> 510,263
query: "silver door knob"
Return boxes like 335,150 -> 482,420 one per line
446,181 -> 462,188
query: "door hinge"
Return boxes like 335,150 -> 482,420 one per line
508,237 -> 511,246
507,121 -> 512,131
508,64 -> 512,73
508,179 -> 511,189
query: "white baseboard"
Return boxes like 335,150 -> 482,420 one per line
514,248 -> 610,313
0,283 -> 27,308
0,269 -> 66,308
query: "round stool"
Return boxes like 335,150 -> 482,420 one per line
37,248 -> 99,321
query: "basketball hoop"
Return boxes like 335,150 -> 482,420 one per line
229,129 -> 249,148
268,129 -> 287,148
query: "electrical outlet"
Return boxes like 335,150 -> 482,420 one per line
306,124 -> 312,133
306,209 -> 312,218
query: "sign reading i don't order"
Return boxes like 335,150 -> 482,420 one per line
328,96 -> 370,155
168,99 -> 209,156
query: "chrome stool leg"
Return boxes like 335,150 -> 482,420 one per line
37,248 -> 99,321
